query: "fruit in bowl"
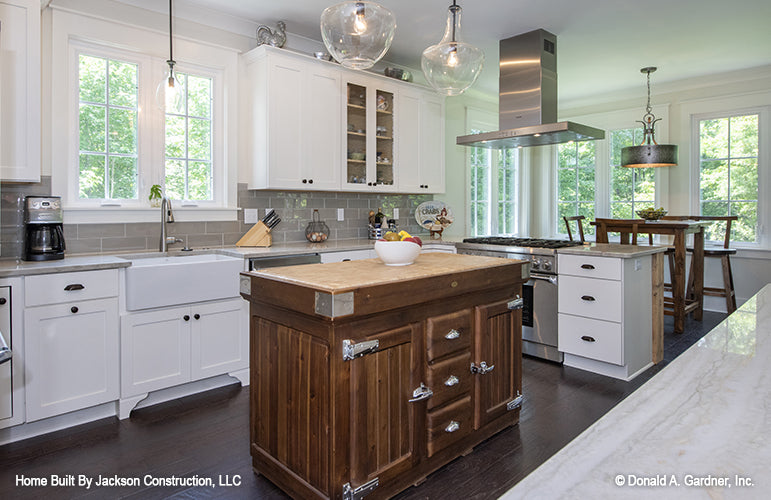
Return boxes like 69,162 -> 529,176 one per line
374,240 -> 421,266
636,207 -> 668,220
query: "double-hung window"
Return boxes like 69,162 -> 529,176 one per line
556,141 -> 596,236
609,128 -> 656,218
697,112 -> 760,243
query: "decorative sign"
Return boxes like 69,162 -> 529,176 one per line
415,201 -> 454,239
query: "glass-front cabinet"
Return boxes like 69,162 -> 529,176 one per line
344,79 -> 396,191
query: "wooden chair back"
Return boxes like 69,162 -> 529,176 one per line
593,218 -> 650,245
563,215 -> 586,243
662,215 -> 737,248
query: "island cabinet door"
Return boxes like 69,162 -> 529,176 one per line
348,323 -> 422,491
473,296 -> 522,429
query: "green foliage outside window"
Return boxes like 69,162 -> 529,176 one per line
609,128 -> 655,219
699,114 -> 758,243
78,54 -> 138,200
557,141 -> 595,236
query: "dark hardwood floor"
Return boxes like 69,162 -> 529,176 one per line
0,311 -> 726,500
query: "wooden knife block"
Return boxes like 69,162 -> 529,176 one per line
236,221 -> 272,247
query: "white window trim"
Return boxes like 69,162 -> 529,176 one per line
690,105 -> 770,249
49,7 -> 239,223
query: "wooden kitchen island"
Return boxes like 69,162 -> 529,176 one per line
240,253 -> 529,499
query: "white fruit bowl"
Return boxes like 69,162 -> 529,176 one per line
374,240 -> 421,266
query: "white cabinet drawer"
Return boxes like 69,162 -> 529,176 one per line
320,249 -> 374,263
558,314 -> 623,365
25,269 -> 119,306
558,254 -> 621,281
558,275 -> 622,323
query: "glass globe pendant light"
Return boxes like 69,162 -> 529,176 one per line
320,1 -> 396,70
621,67 -> 678,168
421,1 -> 484,96
155,0 -> 183,111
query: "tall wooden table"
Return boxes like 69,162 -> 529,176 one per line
592,219 -> 708,334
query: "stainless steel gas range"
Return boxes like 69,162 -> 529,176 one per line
456,237 -> 585,363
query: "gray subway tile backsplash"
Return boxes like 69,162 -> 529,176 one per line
0,179 -> 432,259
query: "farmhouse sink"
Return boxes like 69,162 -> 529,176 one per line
122,253 -> 244,311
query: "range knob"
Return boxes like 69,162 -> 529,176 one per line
542,260 -> 553,271
531,258 -> 541,270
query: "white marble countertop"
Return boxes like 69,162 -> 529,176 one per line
0,238 -> 460,277
556,243 -> 670,258
502,283 -> 771,499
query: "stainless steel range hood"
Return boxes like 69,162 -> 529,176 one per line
457,29 -> 604,149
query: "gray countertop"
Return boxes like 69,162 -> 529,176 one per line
557,243 -> 670,259
0,238 -> 460,277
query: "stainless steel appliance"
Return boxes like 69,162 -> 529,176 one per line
456,29 -> 605,149
456,237 -> 584,362
24,196 -> 65,261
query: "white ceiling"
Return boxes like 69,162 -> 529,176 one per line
122,0 -> 771,101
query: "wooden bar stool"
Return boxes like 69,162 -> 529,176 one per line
563,215 -> 586,243
685,216 -> 738,313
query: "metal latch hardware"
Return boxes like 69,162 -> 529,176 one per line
470,361 -> 495,375
408,382 -> 434,403
342,339 -> 379,361
444,375 -> 459,387
507,393 -> 524,411
342,478 -> 379,500
508,295 -> 524,310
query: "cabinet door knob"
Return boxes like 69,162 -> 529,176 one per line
64,284 -> 85,291
194,313 -> 200,320
302,179 -> 308,184
308,179 -> 313,184
581,335 -> 596,342
71,306 -> 79,313
0,298 -> 6,305
445,329 -> 461,340
444,375 -> 459,387
183,315 -> 190,321
581,295 -> 596,302
445,421 -> 460,433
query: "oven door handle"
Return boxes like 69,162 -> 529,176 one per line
528,272 -> 557,286
0,330 -> 11,365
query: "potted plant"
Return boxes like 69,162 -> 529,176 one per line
149,184 -> 163,208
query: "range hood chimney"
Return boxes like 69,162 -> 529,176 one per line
457,29 -> 604,149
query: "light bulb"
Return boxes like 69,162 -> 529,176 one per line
447,46 -> 459,67
354,2 -> 367,33
155,62 -> 183,112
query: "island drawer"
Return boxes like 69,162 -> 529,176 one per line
558,254 -> 622,281
558,275 -> 622,323
558,313 -> 623,365
25,269 -> 120,307
426,309 -> 472,361
427,395 -> 473,457
426,351 -> 472,410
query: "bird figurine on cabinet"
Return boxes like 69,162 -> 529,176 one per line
256,21 -> 286,48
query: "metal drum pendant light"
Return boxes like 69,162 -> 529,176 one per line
421,1 -> 484,96
621,67 -> 678,168
155,0 -> 183,111
320,1 -> 396,70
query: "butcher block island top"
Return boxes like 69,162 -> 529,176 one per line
243,252 -> 530,318
242,253 -> 530,499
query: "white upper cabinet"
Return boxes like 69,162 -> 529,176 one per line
243,46 -> 445,194
0,0 -> 40,182
245,46 -> 341,191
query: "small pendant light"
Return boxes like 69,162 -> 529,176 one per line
621,67 -> 678,168
155,0 -> 183,111
320,1 -> 396,70
421,1 -> 484,96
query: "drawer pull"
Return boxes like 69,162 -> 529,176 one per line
445,329 -> 461,340
581,335 -> 596,342
444,375 -> 459,387
70,306 -> 79,314
445,421 -> 460,433
64,284 -> 85,291
580,264 -> 595,270
581,295 -> 596,302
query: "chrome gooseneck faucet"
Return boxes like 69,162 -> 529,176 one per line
159,197 -> 183,252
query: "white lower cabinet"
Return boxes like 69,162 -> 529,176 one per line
24,297 -> 120,421
121,298 -> 248,399
557,253 -> 653,381
320,249 -> 375,263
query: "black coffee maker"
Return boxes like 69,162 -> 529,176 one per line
24,196 -> 66,261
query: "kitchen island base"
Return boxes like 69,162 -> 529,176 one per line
242,253 -> 528,499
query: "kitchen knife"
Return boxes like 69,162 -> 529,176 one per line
261,209 -> 275,223
267,217 -> 281,229
264,212 -> 278,227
